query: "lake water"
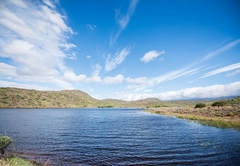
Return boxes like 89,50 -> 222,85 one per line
0,108 -> 240,165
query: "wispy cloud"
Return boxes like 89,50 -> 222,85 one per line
43,0 -> 55,8
110,0 -> 139,45
0,80 -> 51,90
7,0 -> 27,8
116,82 -> 240,101
86,55 -> 91,59
0,0 -> 77,89
202,39 -> 240,60
201,62 -> 240,78
87,24 -> 96,31
215,38 -> 231,48
227,69 -> 240,77
140,50 -> 165,63
105,47 -> 131,72
159,57 -> 164,61
129,66 -> 202,91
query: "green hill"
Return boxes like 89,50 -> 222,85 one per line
0,87 -> 101,108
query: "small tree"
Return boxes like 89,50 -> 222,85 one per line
0,134 -> 12,158
195,103 -> 206,108
211,101 -> 227,108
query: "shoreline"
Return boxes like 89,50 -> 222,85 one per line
144,106 -> 240,130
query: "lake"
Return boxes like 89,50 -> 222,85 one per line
0,108 -> 240,165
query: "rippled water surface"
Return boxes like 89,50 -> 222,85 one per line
0,108 -> 240,165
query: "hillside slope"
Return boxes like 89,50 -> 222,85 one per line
0,88 -> 100,108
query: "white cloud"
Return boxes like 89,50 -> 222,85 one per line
105,47 -> 131,72
0,63 -> 17,77
7,0 -> 27,8
85,76 -> 101,83
140,50 -> 165,63
110,0 -> 139,45
116,82 -> 240,101
43,0 -> 55,8
87,24 -> 96,31
103,74 -> 124,84
0,80 -> 50,90
0,0 -> 79,89
201,62 -> 240,78
125,77 -> 148,85
63,70 -> 86,82
202,39 -> 240,60
86,55 -> 91,59
227,69 -> 240,77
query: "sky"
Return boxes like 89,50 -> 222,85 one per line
0,0 -> 240,101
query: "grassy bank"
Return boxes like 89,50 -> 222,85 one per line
0,157 -> 34,166
144,107 -> 240,130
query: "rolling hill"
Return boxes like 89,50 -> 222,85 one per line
0,87 -> 239,108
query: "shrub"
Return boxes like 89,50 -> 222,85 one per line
212,101 -> 227,107
0,134 -> 12,158
195,103 -> 206,108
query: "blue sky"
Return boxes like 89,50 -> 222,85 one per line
0,0 -> 240,100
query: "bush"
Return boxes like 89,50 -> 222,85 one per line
0,134 -> 12,158
195,103 -> 206,108
212,101 -> 227,107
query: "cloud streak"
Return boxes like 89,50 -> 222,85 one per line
202,39 -> 240,60
87,24 -> 96,31
105,47 -> 131,72
110,0 -> 139,45
201,62 -> 240,78
127,66 -> 202,92
227,69 -> 240,77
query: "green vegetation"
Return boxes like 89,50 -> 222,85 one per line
176,115 -> 240,128
195,103 -> 206,108
153,105 -> 169,108
211,101 -> 227,107
0,134 -> 12,158
0,134 -> 34,166
0,88 -> 101,108
98,105 -> 114,108
198,119 -> 240,129
0,157 -> 34,166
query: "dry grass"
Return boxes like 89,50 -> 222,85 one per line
144,106 -> 240,129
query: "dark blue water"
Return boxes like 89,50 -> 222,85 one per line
0,108 -> 240,165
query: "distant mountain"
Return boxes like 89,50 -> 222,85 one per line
0,87 -> 239,108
